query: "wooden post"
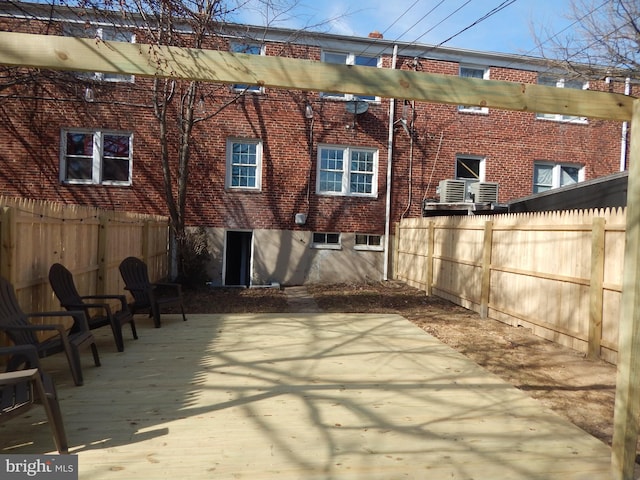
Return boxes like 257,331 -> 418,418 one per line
480,220 -> 494,319
612,98 -> 640,479
96,213 -> 109,296
425,221 -> 435,296
0,206 -> 17,283
588,217 -> 605,360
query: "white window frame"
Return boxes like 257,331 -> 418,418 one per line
312,232 -> 341,250
533,161 -> 585,193
321,51 -> 381,101
230,42 -> 265,93
536,76 -> 588,123
316,144 -> 379,198
354,234 -> 383,251
60,129 -> 133,186
226,138 -> 263,191
455,154 -> 486,200
458,65 -> 489,114
65,24 -> 135,83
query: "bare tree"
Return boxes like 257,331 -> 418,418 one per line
535,0 -> 640,79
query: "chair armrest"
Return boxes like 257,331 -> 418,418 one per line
27,310 -> 91,332
0,368 -> 39,386
80,294 -> 128,310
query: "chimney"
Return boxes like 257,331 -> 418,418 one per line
368,30 -> 383,39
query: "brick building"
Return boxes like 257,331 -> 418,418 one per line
0,2 -> 632,286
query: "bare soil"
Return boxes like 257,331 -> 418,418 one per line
180,281 -> 619,451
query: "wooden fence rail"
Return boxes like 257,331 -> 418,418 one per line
0,197 -> 169,347
394,208 -> 626,364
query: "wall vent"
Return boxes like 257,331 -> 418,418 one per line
469,182 -> 499,203
438,179 -> 467,203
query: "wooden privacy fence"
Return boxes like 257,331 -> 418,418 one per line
394,208 -> 626,365
0,197 -> 169,346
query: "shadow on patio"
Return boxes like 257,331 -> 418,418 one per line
1,313 -> 612,479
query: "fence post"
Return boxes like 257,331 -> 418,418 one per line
96,213 -> 109,296
480,220 -> 494,318
587,217 -> 605,360
0,206 -> 17,283
425,221 -> 434,296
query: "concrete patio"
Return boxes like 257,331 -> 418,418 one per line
1,312 -> 614,479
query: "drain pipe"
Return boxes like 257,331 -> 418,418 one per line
383,44 -> 398,281
620,77 -> 631,171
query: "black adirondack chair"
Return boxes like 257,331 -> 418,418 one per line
118,256 -> 186,328
48,263 -> 138,352
1,344 -> 68,454
0,276 -> 100,386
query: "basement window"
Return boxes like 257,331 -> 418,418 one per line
312,232 -> 341,250
60,129 -> 132,186
354,234 -> 383,251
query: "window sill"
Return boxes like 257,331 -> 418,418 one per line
354,245 -> 384,252
311,244 -> 342,250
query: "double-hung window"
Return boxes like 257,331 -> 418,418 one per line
533,161 -> 584,193
65,25 -> 135,83
61,129 -> 132,185
317,145 -> 378,197
321,51 -> 379,101
230,42 -> 265,93
459,65 -> 489,113
536,76 -> 588,123
226,139 -> 263,190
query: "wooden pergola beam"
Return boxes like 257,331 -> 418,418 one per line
1,29 -> 640,479
0,31 -> 634,122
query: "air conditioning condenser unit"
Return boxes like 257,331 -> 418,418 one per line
469,182 -> 499,203
438,179 -> 466,203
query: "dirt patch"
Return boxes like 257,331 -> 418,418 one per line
180,282 -> 618,450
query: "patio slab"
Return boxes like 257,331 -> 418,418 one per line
0,313 -> 613,479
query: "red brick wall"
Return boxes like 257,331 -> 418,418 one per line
0,19 -> 628,236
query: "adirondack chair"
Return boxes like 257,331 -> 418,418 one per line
1,344 -> 68,454
48,263 -> 138,352
0,276 -> 100,386
118,257 -> 187,328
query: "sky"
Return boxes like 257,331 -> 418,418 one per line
237,0 -> 577,57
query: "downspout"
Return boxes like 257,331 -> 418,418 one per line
620,77 -> 631,171
383,44 -> 398,281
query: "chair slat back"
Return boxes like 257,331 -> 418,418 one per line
0,277 -> 38,346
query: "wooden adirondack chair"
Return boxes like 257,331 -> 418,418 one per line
1,344 -> 68,454
0,276 -> 100,386
118,257 -> 187,328
48,263 -> 138,352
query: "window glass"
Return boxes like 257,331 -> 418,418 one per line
231,43 -> 263,92
102,134 -> 131,182
536,76 -> 587,123
319,148 -> 344,193
533,164 -> 553,193
459,66 -> 488,112
350,150 -> 374,194
321,51 -> 379,101
312,232 -> 341,248
317,146 -> 378,197
355,234 -> 382,250
227,139 -> 261,190
62,130 -> 132,185
533,162 -> 584,193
